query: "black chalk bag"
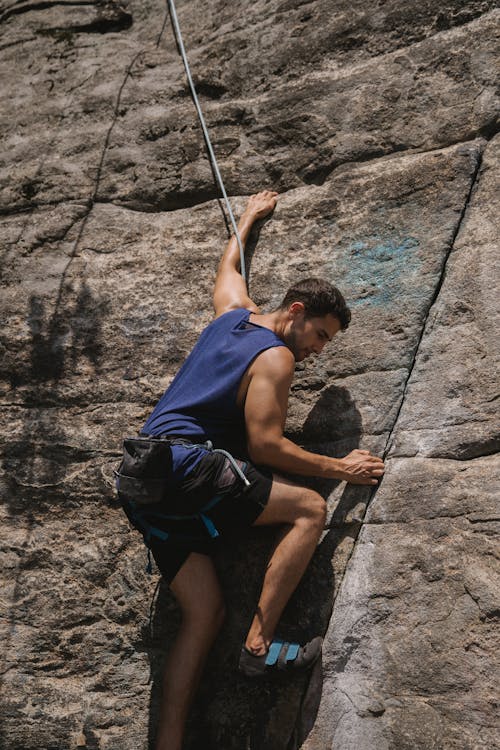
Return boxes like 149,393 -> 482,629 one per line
114,436 -> 173,506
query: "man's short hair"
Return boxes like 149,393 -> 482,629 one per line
278,277 -> 351,330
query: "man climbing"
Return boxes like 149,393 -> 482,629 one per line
120,190 -> 384,750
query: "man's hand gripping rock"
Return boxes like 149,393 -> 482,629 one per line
338,449 -> 385,485
243,190 -> 279,221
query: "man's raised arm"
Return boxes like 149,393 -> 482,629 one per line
213,190 -> 278,318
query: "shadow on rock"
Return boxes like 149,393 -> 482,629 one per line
300,383 -> 364,445
0,277 -> 109,750
3,279 -> 108,513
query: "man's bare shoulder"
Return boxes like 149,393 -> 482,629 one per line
251,345 -> 295,378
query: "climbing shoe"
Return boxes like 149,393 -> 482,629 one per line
238,636 -> 322,677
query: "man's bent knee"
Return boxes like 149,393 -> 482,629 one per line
257,480 -> 328,526
300,489 -> 327,528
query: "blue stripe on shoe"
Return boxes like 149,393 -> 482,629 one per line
265,639 -> 284,666
285,643 -> 300,662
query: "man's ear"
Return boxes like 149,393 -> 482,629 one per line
288,301 -> 306,319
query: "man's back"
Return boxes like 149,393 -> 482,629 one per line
142,307 -> 286,457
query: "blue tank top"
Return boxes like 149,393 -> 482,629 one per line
142,308 -> 287,478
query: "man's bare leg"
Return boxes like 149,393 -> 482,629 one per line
155,553 -> 225,750
244,476 -> 327,655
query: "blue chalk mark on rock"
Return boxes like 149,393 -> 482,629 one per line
331,235 -> 422,308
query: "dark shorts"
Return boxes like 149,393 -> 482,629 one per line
145,452 -> 273,584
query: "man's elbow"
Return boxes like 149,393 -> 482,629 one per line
247,436 -> 280,466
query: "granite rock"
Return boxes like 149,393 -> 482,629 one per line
0,1 -> 499,749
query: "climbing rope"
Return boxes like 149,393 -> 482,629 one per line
166,0 -> 246,280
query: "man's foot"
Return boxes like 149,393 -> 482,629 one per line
238,636 -> 322,677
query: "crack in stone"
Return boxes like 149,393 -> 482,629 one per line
38,47 -> 152,332
394,444 -> 500,461
386,419 -> 496,432
2,129 -> 499,222
364,513 -> 500,526
382,149 -> 486,461
309,123 -> 499,187
378,451 -> 500,464
78,124 -> 500,211
1,0 -> 91,24
0,0 -> 121,25
0,198 -> 82,217
0,35 -> 38,50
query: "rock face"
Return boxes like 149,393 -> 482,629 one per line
0,2 -> 498,749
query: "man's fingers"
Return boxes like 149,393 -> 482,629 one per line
364,464 -> 384,476
341,451 -> 385,485
347,473 -> 383,485
253,190 -> 278,199
248,191 -> 279,217
358,465 -> 385,482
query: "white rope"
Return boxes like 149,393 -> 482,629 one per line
166,0 -> 246,280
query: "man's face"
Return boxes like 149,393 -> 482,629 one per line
285,305 -> 341,362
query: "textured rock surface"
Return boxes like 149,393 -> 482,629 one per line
0,1 -> 498,749
302,133 -> 500,750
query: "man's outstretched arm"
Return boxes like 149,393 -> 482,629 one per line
245,348 -> 385,485
213,190 -> 278,318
